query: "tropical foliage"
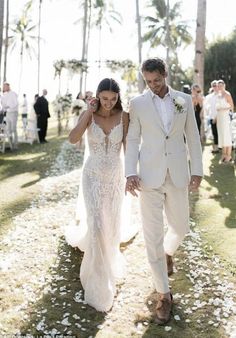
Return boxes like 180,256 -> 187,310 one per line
7,1 -> 37,92
168,56 -> 192,90
8,2 -> 37,58
204,30 -> 236,102
77,0 -> 122,92
143,0 -> 192,85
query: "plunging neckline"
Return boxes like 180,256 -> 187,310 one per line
92,115 -> 122,137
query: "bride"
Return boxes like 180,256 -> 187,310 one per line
66,78 -> 136,312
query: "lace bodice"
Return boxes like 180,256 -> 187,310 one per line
83,118 -> 124,178
88,119 -> 123,155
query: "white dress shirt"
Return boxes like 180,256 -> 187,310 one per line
150,89 -> 174,133
2,90 -> 18,113
21,97 -> 28,114
204,92 -> 218,119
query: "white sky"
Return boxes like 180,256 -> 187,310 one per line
4,0 -> 236,103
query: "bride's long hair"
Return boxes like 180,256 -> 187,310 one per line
96,78 -> 123,111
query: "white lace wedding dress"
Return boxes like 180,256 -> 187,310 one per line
65,114 -> 137,312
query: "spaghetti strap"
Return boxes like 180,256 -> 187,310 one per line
120,111 -> 124,123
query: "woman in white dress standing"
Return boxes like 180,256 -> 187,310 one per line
216,80 -> 234,163
67,78 -> 130,312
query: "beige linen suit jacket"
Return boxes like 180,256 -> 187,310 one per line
125,88 -> 203,189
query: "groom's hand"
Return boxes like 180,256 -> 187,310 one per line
125,175 -> 141,197
189,175 -> 202,192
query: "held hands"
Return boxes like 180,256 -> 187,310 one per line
189,175 -> 202,192
125,175 -> 141,197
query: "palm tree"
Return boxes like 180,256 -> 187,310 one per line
8,2 -> 37,93
193,0 -> 206,91
37,0 -> 42,94
135,0 -> 142,65
3,0 -> 9,83
143,0 -> 192,83
19,0 -> 43,93
93,0 -> 122,78
135,0 -> 146,93
79,0 -> 89,93
0,0 -> 4,85
84,0 -> 92,90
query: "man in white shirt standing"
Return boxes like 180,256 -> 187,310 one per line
1,83 -> 19,149
125,58 -> 203,325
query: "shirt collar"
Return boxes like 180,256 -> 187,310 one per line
149,86 -> 172,100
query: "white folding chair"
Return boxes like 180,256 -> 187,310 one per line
0,117 -> 13,153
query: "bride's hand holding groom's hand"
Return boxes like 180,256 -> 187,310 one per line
125,175 -> 141,197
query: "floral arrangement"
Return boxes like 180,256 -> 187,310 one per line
173,96 -> 185,114
53,59 -> 66,77
53,93 -> 73,113
53,59 -> 88,78
71,99 -> 86,116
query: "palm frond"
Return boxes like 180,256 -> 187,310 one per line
144,16 -> 160,24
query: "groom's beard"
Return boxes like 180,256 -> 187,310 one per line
151,84 -> 168,98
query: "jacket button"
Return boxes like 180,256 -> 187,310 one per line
166,136 -> 169,139
165,152 -> 167,156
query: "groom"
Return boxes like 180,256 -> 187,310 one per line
125,58 -> 203,324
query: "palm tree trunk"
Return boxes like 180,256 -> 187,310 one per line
135,0 -> 142,65
136,0 -> 145,93
3,0 -> 9,83
18,43 -> 24,94
193,0 -> 206,91
98,22 -> 102,79
80,0 -> 88,93
165,0 -> 171,84
0,0 -> 4,85
84,0 -> 91,91
37,0 -> 42,94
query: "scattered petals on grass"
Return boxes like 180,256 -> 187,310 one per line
165,326 -> 172,331
1,140 -> 236,337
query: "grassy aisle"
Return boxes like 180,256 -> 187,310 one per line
191,143 -> 236,273
0,136 -> 235,337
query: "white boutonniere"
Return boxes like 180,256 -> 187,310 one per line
173,96 -> 185,114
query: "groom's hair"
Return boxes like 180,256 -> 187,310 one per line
141,58 -> 167,75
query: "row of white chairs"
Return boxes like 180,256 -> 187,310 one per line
0,114 -> 40,153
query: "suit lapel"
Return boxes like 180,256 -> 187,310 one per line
167,88 -> 178,134
145,90 -> 166,132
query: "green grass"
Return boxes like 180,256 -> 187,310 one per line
0,134 -> 235,337
0,125 -> 68,234
190,143 -> 236,274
